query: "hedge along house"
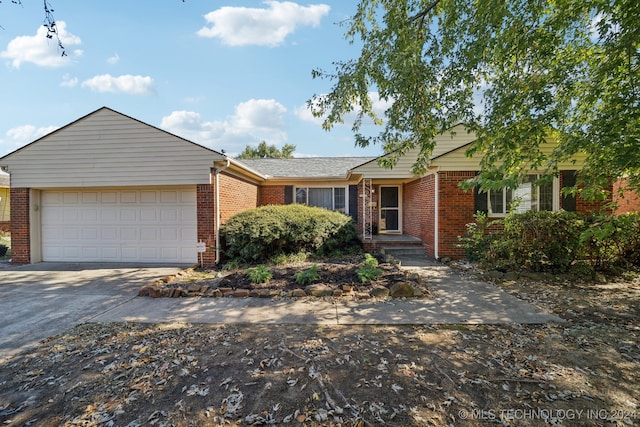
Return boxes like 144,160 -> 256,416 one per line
1,107 -> 608,266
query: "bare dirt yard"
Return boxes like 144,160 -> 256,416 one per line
0,261 -> 638,426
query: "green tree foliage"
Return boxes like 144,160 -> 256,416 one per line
236,141 -> 296,159
311,0 -> 639,199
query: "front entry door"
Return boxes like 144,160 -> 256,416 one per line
379,186 -> 401,233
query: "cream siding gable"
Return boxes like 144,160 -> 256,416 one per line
0,108 -> 224,188
350,124 -> 477,178
431,138 -> 588,171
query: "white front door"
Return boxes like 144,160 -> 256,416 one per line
379,186 -> 401,233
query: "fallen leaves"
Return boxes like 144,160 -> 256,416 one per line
1,274 -> 639,426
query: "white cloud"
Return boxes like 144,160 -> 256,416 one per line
81,74 -> 155,95
0,21 -> 82,68
0,124 -> 58,156
296,91 -> 393,127
60,74 -> 79,87
197,1 -> 330,47
6,124 -> 58,141
160,99 -> 288,152
107,53 -> 120,64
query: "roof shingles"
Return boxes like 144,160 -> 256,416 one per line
236,157 -> 374,178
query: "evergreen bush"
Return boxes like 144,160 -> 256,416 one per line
221,204 -> 358,263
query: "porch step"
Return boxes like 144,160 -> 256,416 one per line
380,245 -> 426,258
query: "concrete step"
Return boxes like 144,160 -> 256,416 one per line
380,245 -> 426,257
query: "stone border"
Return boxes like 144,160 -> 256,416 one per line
137,268 -> 430,300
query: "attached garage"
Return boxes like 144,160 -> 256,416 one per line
0,107 -> 229,265
40,187 -> 197,263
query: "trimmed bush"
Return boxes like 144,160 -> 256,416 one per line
221,204 -> 358,263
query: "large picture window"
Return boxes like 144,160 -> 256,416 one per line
488,175 -> 555,216
295,187 -> 346,213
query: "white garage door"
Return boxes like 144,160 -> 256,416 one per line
41,188 -> 197,263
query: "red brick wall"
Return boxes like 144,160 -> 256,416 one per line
10,188 -> 30,264
218,172 -> 259,224
613,179 -> 640,214
403,175 -> 435,256
260,185 -> 286,206
437,171 -> 477,259
197,183 -> 216,266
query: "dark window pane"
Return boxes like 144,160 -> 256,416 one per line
380,187 -> 399,208
308,188 -> 333,210
381,209 -> 399,231
334,188 -> 346,212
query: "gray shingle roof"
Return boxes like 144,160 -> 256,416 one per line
236,157 -> 375,178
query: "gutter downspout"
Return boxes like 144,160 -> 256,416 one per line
214,159 -> 230,264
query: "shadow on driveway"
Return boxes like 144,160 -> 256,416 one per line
0,262 -> 188,362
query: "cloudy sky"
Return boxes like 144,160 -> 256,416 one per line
0,1 -> 388,158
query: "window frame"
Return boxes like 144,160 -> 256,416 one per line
487,175 -> 559,217
294,186 -> 348,213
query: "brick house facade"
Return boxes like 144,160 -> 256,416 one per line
0,108 -> 622,266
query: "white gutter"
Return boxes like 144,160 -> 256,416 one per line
214,159 -> 231,264
434,171 -> 439,260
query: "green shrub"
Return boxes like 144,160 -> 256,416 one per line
247,265 -> 272,284
457,211 -> 498,262
579,212 -> 640,273
221,204 -> 358,263
463,210 -> 585,273
356,253 -> 383,283
462,210 -> 640,275
295,265 -> 321,285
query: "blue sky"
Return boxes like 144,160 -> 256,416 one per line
0,1 -> 388,158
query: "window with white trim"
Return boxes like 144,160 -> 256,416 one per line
295,187 -> 347,213
488,174 -> 556,216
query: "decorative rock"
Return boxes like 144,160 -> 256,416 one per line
138,286 -> 151,297
369,286 -> 390,298
292,289 -> 307,298
234,289 -> 250,297
305,284 -> 333,297
187,284 -> 202,292
342,284 -> 353,292
219,287 -> 233,294
210,289 -> 223,298
390,282 -> 415,298
333,289 -> 343,297
148,287 -> 163,298
355,292 -> 372,300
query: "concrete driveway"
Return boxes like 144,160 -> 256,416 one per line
0,262 -> 187,362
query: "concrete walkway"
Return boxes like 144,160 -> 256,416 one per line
94,257 -> 561,325
0,258 -> 561,362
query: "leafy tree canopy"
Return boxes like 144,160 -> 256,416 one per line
236,141 -> 296,159
311,0 -> 639,200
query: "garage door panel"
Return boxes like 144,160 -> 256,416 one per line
42,188 -> 197,263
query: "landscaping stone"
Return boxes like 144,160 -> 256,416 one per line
369,286 -> 390,298
390,282 -> 415,298
234,289 -> 250,298
292,289 -> 307,298
305,284 -> 333,297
